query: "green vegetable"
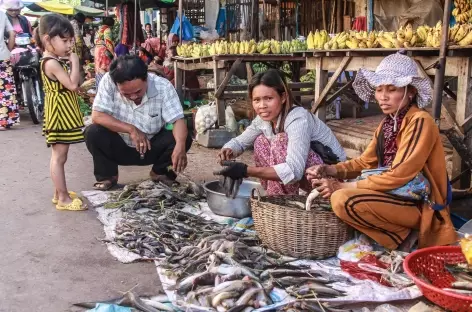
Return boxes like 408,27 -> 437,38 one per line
78,96 -> 92,116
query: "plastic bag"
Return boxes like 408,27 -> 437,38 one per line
195,103 -> 218,134
170,15 -> 195,41
337,235 -> 375,262
341,254 -> 392,286
225,105 -> 238,133
200,29 -> 220,41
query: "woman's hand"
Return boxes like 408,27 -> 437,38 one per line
218,148 -> 234,162
306,164 -> 337,180
311,178 -> 342,199
311,179 -> 356,199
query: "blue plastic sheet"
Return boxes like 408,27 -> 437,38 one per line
86,303 -> 132,312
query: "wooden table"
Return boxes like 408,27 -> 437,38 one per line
173,54 -> 309,126
305,47 -> 472,188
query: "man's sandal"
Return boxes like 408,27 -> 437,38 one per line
56,198 -> 88,211
93,178 -> 118,191
52,191 -> 78,205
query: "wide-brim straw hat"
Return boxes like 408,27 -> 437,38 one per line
352,52 -> 432,108
1,0 -> 24,10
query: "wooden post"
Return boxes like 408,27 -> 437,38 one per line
275,0 -> 281,40
336,0 -> 343,33
367,0 -> 373,31
251,0 -> 259,41
312,56 -> 352,112
453,57 -> 472,188
314,58 -> 328,122
322,0 -> 327,30
213,61 -> 226,126
174,62 -> 183,103
178,0 -> 183,42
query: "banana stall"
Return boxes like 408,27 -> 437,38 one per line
304,21 -> 472,191
173,39 -> 313,127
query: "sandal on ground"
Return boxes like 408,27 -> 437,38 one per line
150,171 -> 179,187
93,178 -> 118,191
56,198 -> 88,211
52,191 -> 78,204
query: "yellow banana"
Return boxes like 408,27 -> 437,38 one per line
377,37 -> 394,48
307,31 -> 315,49
459,30 -> 472,46
404,24 -> 413,41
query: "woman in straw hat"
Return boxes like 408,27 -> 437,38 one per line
307,52 -> 456,250
3,0 -> 31,36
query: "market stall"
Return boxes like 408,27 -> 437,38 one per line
173,53 -> 311,126
303,46 -> 472,189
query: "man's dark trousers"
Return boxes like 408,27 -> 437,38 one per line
85,124 -> 192,181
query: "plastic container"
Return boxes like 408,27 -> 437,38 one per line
403,246 -> 472,312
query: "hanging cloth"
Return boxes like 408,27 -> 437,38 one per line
119,1 -> 145,47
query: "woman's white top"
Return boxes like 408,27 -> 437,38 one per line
223,106 -> 346,185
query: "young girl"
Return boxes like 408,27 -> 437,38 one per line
34,14 -> 86,211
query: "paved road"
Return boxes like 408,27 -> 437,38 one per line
0,113 -> 254,311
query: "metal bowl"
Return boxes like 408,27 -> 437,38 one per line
203,180 -> 266,218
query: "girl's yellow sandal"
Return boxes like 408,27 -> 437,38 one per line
56,198 -> 88,211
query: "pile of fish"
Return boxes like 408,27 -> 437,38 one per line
161,231 -> 348,311
102,180 -> 224,259
100,180 -> 348,311
444,263 -> 472,295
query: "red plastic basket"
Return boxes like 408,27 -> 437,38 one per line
404,246 -> 472,312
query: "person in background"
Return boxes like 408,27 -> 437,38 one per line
144,23 -> 154,39
94,16 -> 115,87
138,47 -> 153,65
70,13 -> 86,62
148,46 -> 200,100
3,0 -> 31,36
115,43 -> 130,57
216,69 -> 346,196
0,9 -> 18,130
35,14 -> 86,211
84,28 -> 95,49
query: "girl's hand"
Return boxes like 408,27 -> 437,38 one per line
306,165 -> 337,180
218,148 -> 234,162
69,53 -> 79,66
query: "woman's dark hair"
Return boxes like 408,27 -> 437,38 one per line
74,13 -> 86,24
145,23 -> 151,27
103,17 -> 115,27
34,14 -> 74,51
167,46 -> 177,57
248,69 -> 294,132
109,55 -> 148,84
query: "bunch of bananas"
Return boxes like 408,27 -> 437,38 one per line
256,40 -> 271,54
176,43 -> 210,58
452,0 -> 472,24
449,23 -> 472,46
307,30 -> 329,49
416,22 -> 442,48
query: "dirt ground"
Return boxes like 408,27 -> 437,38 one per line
0,112 -> 253,312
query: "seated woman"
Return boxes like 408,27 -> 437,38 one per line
217,69 -> 346,196
306,52 -> 457,250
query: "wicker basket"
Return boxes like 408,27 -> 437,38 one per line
250,193 -> 352,259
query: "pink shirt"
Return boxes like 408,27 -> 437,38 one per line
13,22 -> 22,34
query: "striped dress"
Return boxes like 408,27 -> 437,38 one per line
41,57 -> 85,146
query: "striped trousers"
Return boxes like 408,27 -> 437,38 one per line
331,189 -> 421,250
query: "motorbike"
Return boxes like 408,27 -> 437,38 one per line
10,34 -> 44,125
